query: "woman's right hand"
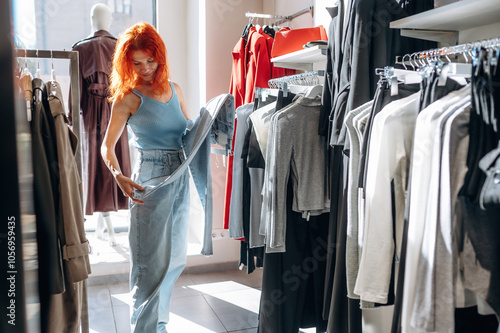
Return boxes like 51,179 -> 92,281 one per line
115,174 -> 145,205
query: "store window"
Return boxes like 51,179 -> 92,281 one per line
12,0 -> 156,107
13,0 -> 155,51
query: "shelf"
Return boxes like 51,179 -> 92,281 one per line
271,44 -> 327,71
390,0 -> 500,44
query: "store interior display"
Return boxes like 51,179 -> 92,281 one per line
2,0 -> 499,332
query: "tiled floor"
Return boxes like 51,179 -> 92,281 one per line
84,211 -> 263,332
84,211 -> 317,333
87,268 -> 264,333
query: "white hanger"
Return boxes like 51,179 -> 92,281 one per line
50,50 -> 56,81
304,84 -> 323,98
35,49 -> 41,78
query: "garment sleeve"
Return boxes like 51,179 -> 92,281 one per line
354,111 -> 396,304
228,106 -> 249,239
267,112 -> 294,252
68,46 -> 83,126
260,113 -> 278,242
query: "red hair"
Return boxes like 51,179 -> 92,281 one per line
109,22 -> 170,103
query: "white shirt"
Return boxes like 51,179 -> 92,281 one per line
411,97 -> 470,332
354,92 -> 421,303
344,100 -> 373,299
402,85 -> 471,333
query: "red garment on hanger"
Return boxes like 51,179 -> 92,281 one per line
244,27 -> 272,104
225,27 -> 274,231
229,37 -> 246,109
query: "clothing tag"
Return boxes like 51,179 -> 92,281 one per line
306,211 -> 311,221
390,76 -> 399,96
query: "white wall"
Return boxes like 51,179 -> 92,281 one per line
156,1 -> 200,117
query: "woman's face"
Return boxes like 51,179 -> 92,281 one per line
131,50 -> 158,84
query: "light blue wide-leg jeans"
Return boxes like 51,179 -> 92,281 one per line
128,149 -> 190,332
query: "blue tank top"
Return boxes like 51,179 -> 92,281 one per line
127,82 -> 187,150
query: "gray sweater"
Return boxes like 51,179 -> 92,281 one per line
261,95 -> 330,253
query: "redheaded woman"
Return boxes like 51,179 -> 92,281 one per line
101,22 -> 192,332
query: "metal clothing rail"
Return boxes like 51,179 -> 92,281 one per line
396,36 -> 500,68
245,6 -> 314,25
16,48 -> 82,176
268,70 -> 324,89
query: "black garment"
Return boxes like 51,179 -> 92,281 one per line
319,0 -> 343,138
31,78 -> 64,333
418,64 -> 465,111
326,152 -> 363,333
458,49 -> 500,318
326,0 -> 436,147
276,89 -> 296,111
478,143 -> 500,210
358,83 -> 420,194
430,72 -> 465,105
463,49 -> 499,201
455,306 -> 499,333
239,115 -> 264,274
458,196 -> 500,321
258,179 -> 329,333
322,146 -> 342,319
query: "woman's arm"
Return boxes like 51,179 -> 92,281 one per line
101,95 -> 145,204
173,82 -> 192,121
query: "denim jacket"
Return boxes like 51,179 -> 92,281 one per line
133,94 -> 235,255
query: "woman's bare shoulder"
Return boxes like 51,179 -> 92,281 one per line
114,91 -> 141,115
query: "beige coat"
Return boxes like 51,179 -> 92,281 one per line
45,80 -> 90,333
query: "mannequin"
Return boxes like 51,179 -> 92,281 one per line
91,3 -> 116,246
91,3 -> 112,32
72,3 -> 132,246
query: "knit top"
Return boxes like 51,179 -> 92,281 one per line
127,82 -> 187,150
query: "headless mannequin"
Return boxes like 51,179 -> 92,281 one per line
91,3 -> 112,32
90,4 -> 117,246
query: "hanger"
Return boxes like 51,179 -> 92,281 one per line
304,84 -> 323,98
492,45 -> 499,75
242,15 -> 253,40
19,49 -> 33,121
35,49 -> 41,79
255,17 -> 261,32
262,17 -> 275,38
50,50 -> 56,81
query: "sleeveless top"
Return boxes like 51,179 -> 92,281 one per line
127,82 -> 187,150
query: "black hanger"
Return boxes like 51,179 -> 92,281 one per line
263,25 -> 275,38
242,23 -> 253,41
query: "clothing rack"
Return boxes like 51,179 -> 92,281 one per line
268,70 -> 324,89
16,48 -> 82,175
395,36 -> 500,68
245,6 -> 314,26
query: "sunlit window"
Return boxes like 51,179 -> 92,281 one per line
12,0 -> 155,106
